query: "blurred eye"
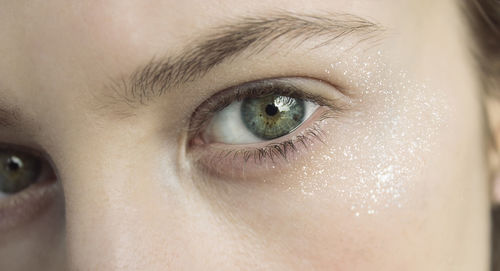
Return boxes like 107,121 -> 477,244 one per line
0,149 -> 43,195
205,95 -> 319,144
0,146 -> 58,230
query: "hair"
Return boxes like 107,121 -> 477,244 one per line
463,0 -> 500,270
465,0 -> 500,94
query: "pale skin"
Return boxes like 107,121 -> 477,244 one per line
0,0 -> 499,270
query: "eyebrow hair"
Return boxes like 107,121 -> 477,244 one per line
108,12 -> 383,105
0,99 -> 19,128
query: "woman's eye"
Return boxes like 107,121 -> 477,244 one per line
188,78 -> 347,175
203,94 -> 319,144
0,149 -> 43,195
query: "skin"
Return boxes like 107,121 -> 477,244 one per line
0,0 -> 499,270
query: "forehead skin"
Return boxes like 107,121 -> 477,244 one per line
0,0 -> 489,270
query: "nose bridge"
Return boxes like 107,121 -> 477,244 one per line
56,138 -> 185,270
62,154 -> 140,269
66,173 -> 123,268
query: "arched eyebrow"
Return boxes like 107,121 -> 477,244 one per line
107,12 -> 383,106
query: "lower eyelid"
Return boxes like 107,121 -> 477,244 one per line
188,106 -> 334,179
0,163 -> 58,231
0,181 -> 59,231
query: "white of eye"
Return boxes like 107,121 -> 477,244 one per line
205,99 -> 319,144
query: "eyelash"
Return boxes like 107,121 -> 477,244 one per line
187,79 -> 345,167
215,114 -> 329,162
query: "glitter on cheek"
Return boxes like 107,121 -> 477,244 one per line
276,51 -> 450,217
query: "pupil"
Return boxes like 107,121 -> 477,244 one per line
265,104 -> 279,116
6,157 -> 21,171
241,95 -> 305,140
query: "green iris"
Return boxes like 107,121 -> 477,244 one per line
241,95 -> 305,140
0,150 -> 42,194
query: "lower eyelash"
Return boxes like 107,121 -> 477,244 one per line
238,124 -> 326,163
190,109 -> 335,178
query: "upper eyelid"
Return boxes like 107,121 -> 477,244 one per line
195,77 -> 344,112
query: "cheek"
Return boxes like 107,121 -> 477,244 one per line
196,71 -> 485,269
243,70 -> 452,211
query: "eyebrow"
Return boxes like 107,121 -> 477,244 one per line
0,99 -> 19,128
109,12 -> 383,105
